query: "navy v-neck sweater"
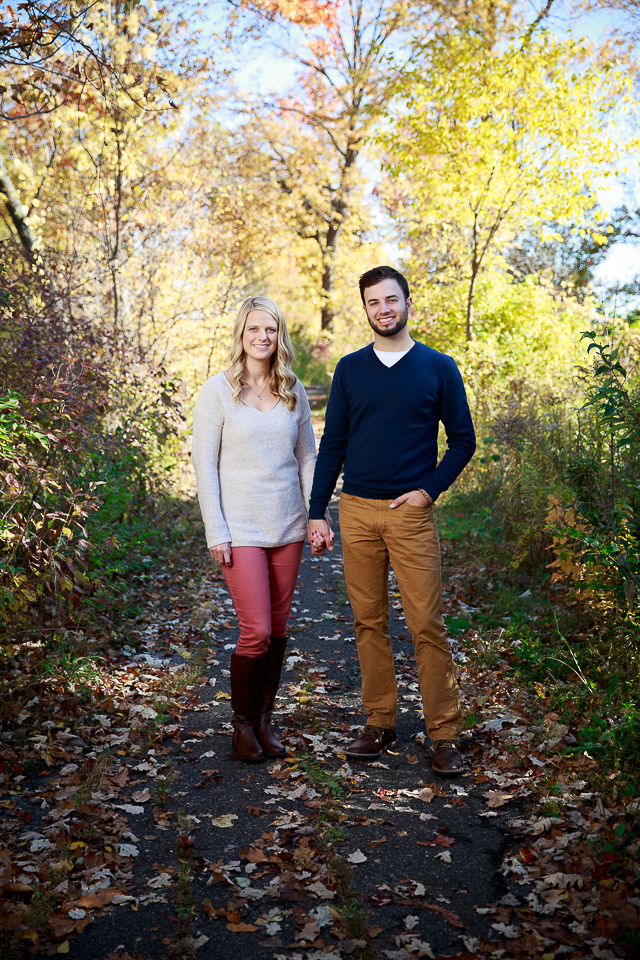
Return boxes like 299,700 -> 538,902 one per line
308,342 -> 476,519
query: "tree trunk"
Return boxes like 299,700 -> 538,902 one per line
466,212 -> 480,342
109,122 -> 130,349
0,148 -> 39,261
466,269 -> 477,342
320,254 -> 335,331
320,199 -> 347,331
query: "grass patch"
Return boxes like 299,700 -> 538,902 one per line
74,755 -> 115,806
335,572 -> 350,609
165,813 -> 200,959
298,754 -> 344,799
151,761 -> 178,807
444,614 -> 472,637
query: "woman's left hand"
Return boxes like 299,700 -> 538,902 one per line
209,542 -> 232,566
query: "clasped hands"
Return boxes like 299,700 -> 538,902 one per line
307,490 -> 431,555
210,492 -> 432,564
208,521 -> 335,564
308,518 -> 335,555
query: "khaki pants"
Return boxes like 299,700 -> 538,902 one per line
339,493 -> 462,740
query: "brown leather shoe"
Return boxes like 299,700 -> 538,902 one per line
431,739 -> 463,776
256,635 -> 287,759
345,725 -> 397,761
230,653 -> 265,763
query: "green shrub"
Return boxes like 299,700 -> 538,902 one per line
0,249 -> 185,657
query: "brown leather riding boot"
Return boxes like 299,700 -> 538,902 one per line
256,636 -> 287,759
230,653 -> 265,763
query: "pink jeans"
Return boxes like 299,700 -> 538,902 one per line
221,541 -> 304,656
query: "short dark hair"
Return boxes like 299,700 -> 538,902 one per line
359,265 -> 410,305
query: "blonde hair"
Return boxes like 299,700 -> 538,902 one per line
228,296 -> 298,411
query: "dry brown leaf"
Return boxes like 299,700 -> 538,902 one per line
245,847 -> 267,863
423,903 -> 465,928
2,882 -> 33,894
484,790 -> 512,808
76,889 -> 118,909
0,902 -> 29,929
110,767 -> 128,789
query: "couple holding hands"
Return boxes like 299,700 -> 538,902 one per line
192,266 -> 476,774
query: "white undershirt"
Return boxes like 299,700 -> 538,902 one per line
373,346 -> 412,368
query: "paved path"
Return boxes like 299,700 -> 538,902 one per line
65,504 -> 523,960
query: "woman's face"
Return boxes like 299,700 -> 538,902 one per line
242,310 -> 278,362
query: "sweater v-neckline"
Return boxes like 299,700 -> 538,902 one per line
223,373 -> 280,414
369,341 -> 416,370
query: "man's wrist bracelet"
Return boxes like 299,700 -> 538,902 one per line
418,488 -> 433,504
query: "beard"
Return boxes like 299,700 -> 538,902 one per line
368,304 -> 409,338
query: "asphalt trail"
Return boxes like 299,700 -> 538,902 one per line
70,505 -> 522,960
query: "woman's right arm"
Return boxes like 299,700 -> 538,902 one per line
191,390 -> 232,555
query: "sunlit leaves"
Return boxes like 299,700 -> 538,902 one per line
382,30 -> 637,339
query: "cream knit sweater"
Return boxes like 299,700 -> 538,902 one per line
191,373 -> 316,548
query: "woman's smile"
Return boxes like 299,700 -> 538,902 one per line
243,309 -> 278,359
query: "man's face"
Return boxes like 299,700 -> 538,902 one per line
362,279 -> 411,338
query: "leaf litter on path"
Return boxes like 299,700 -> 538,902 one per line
1,504 -> 639,959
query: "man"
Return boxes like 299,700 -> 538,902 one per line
307,266 -> 476,775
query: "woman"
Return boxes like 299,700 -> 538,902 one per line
191,296 -> 316,763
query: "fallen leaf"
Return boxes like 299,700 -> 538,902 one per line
347,849 -> 367,864
433,835 -> 455,847
423,903 -> 465,928
307,880 -> 336,899
118,843 -> 139,857
129,705 -> 158,720
483,791 -> 512,809
131,789 -> 151,803
186,933 -> 209,950
110,768 -> 129,788
491,922 -> 520,939
367,893 -> 394,907
245,847 -> 267,863
297,919 -> 321,941
211,814 -> 238,828
76,889 -> 117,909
191,934 -> 209,950
226,921 -> 258,932
148,873 -> 173,888
434,851 -> 452,863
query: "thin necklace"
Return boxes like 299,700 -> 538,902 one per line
244,380 -> 268,400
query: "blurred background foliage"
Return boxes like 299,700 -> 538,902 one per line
1,0 -> 640,767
